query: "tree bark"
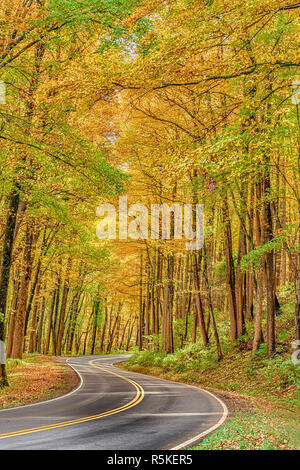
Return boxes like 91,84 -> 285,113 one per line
0,187 -> 20,385
10,222 -> 34,359
203,242 -> 222,360
193,252 -> 208,346
56,256 -> 72,356
222,198 -> 238,340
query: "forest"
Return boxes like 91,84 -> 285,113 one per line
0,0 -> 299,422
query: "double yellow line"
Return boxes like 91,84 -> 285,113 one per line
0,359 -> 144,440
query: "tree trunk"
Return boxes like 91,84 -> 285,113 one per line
56,256 -> 72,356
203,242 -> 223,360
222,198 -> 238,340
44,288 -> 56,355
262,162 -> 276,356
236,223 -> 247,338
10,223 -> 34,359
99,303 -> 108,352
193,252 -> 208,346
28,280 -> 41,353
252,267 -> 264,352
0,187 -> 20,385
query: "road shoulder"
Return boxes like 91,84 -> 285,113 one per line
0,354 -> 78,410
117,361 -> 300,450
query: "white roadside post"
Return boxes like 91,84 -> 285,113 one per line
0,340 -> 6,365
291,80 -> 300,105
0,81 -> 6,104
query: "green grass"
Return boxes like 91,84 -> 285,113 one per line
192,410 -> 300,450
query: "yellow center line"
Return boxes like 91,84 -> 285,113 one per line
0,359 -> 145,440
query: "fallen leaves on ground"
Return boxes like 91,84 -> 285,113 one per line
0,355 -> 78,409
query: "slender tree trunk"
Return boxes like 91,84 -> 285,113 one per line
28,280 -> 41,353
0,187 -> 20,385
100,303 -> 108,352
252,267 -> 264,352
138,251 -> 144,350
45,288 -> 56,355
161,254 -> 174,353
203,243 -> 223,360
193,252 -> 208,346
56,256 -> 72,356
106,304 -> 121,353
262,160 -> 276,356
91,299 -> 101,355
236,223 -> 247,338
67,292 -> 83,354
222,198 -> 238,340
36,294 -> 46,353
23,229 -> 47,339
126,321 -> 134,351
191,305 -> 198,343
52,271 -> 62,356
119,318 -> 129,350
6,273 -> 21,357
10,223 -> 34,359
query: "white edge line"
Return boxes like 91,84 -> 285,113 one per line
0,358 -> 83,413
0,355 -> 228,450
0,354 -> 131,413
170,386 -> 228,450
112,362 -> 228,451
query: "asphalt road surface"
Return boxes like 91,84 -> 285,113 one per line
0,355 -> 228,450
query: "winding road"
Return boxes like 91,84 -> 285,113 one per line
0,355 -> 228,450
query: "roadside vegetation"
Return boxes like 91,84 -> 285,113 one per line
0,355 -> 78,409
120,293 -> 300,450
192,410 -> 300,450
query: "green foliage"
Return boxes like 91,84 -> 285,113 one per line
128,342 -> 224,372
241,234 -> 288,271
192,410 -> 300,450
128,350 -> 166,367
277,282 -> 296,300
253,342 -> 267,358
6,358 -> 27,370
278,330 -> 290,342
262,356 -> 300,391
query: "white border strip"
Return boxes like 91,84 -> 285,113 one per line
0,354 -> 228,450
170,385 -> 228,449
0,355 -> 130,413
113,363 -> 228,450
